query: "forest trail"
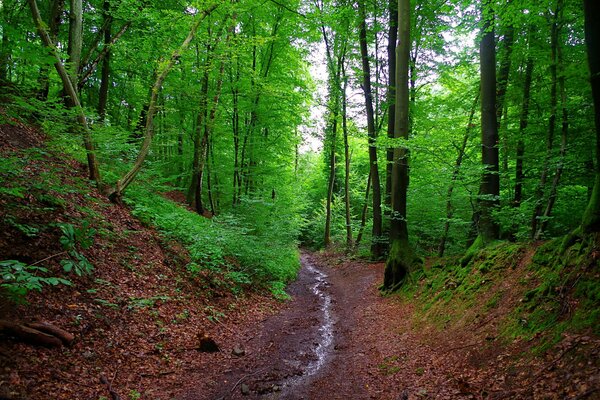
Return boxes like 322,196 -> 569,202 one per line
178,251 -> 377,399
177,253 -> 475,400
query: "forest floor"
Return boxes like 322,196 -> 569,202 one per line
0,121 -> 599,400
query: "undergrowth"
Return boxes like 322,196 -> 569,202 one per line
124,185 -> 299,297
399,240 -> 600,353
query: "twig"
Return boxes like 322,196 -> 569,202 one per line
100,375 -> 121,400
229,369 -> 263,393
440,341 -> 482,354
572,387 -> 599,400
140,370 -> 175,377
30,251 -> 68,266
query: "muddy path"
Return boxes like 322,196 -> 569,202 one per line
178,252 -> 382,400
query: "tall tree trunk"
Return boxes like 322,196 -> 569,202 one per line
383,0 -> 412,290
342,70 -> 352,249
514,54 -> 534,207
97,0 -> 111,121
438,91 -> 479,257
109,3 -> 219,200
323,118 -> 337,248
496,24 -> 514,177
355,171 -> 372,248
475,0 -> 499,244
37,0 -> 64,100
28,0 -> 102,184
188,42 -> 211,212
581,0 -> 600,233
384,0 -> 398,242
358,0 -> 384,259
532,2 -> 561,237
67,0 -> 82,88
535,31 -> 568,239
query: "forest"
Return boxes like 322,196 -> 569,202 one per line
0,0 -> 599,398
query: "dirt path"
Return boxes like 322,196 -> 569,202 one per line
176,252 -> 600,400
178,252 -> 382,400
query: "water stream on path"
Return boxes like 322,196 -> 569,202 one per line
281,257 -> 334,392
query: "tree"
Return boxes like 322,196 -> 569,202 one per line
467,0 -> 499,255
358,0 -> 384,259
383,0 -> 413,290
581,0 -> 600,233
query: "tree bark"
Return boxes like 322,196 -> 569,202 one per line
355,171 -> 372,248
532,1 -> 561,237
384,0 -> 398,242
581,0 -> 600,233
97,0 -> 112,121
342,66 -> 352,249
358,0 -> 384,259
67,0 -> 83,87
37,0 -> 64,100
514,54 -> 534,207
383,0 -> 412,290
475,0 -> 499,243
28,0 -> 102,184
438,91 -> 479,257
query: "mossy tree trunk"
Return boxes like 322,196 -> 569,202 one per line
383,0 -> 413,291
581,0 -> 600,233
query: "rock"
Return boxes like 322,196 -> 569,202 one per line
241,384 -> 250,395
232,345 -> 245,357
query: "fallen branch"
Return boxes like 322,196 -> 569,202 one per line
100,375 -> 121,400
230,369 -> 263,393
0,320 -> 62,347
25,321 -> 74,345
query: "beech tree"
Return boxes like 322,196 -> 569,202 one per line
383,0 -> 413,290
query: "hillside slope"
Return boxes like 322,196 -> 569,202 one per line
0,122 -> 281,399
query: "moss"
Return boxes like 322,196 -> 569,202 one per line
383,239 -> 416,292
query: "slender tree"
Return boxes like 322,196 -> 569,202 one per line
358,0 -> 384,259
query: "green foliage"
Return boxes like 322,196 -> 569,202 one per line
57,222 -> 95,276
0,260 -> 71,303
124,185 -> 300,293
128,295 -> 171,310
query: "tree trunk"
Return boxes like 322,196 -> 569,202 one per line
342,67 -> 352,249
581,0 -> 600,233
535,24 -> 568,239
358,0 -> 384,259
532,1 -> 561,237
438,91 -> 479,257
355,171 -> 372,248
188,42 -> 211,213
28,0 -> 102,184
475,0 -> 499,243
324,122 -> 337,248
108,3 -> 218,200
384,0 -> 398,242
97,0 -> 111,121
383,0 -> 412,290
37,0 -> 64,100
514,54 -> 534,207
67,0 -> 83,88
